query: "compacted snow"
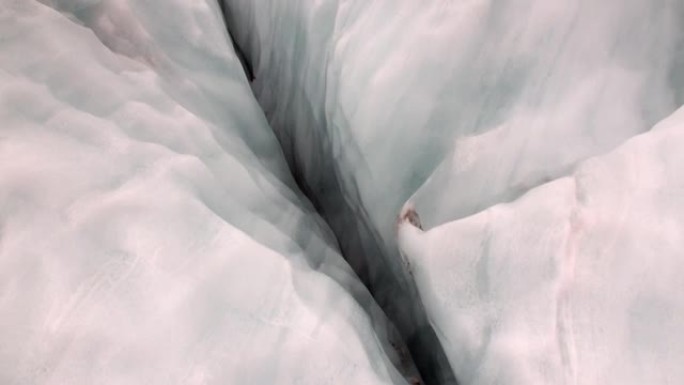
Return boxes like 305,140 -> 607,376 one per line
0,1 -> 415,384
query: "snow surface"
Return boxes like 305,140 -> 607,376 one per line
224,0 -> 684,384
0,1 -> 414,384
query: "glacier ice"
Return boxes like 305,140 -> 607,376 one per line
222,0 -> 684,384
399,106 -> 684,384
223,0 -> 684,259
3,0 -> 684,383
0,1 -> 417,384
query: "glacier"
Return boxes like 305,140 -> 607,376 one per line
2,0 -> 684,384
0,1 -> 418,384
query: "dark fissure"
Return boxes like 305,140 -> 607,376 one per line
218,3 -> 457,385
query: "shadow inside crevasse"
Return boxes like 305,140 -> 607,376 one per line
216,2 -> 458,384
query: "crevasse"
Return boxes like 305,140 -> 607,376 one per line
221,0 -> 684,384
2,1 -> 684,384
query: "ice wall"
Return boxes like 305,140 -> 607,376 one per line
0,1 -> 416,383
222,0 -> 684,383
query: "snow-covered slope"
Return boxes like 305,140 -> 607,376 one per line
0,1 -> 414,383
400,106 -> 684,385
